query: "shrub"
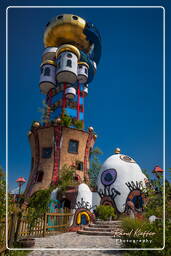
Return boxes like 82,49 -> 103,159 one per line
121,217 -> 161,248
122,177 -> 171,255
58,165 -> 78,192
72,119 -> 83,129
61,113 -> 72,127
96,205 -> 116,221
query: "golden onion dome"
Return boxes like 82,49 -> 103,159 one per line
56,44 -> 80,59
40,60 -> 56,67
78,61 -> 89,69
43,14 -> 91,53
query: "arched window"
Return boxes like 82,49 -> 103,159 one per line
44,67 -> 51,76
85,67 -> 88,74
66,59 -> 72,68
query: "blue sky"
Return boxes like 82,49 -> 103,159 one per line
0,0 -> 171,191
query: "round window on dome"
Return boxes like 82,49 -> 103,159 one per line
120,155 -> 136,163
57,15 -> 63,20
101,169 -> 117,186
72,15 -> 78,20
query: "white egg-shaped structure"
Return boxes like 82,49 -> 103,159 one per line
39,60 -> 56,94
97,152 -> 148,214
65,87 -> 76,99
42,47 -> 58,62
76,183 -> 93,209
56,44 -> 80,84
77,62 -> 89,83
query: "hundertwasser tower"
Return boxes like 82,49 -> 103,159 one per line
25,14 -> 101,198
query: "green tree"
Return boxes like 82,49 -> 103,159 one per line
88,147 -> 103,189
58,165 -> 78,192
27,188 -> 52,233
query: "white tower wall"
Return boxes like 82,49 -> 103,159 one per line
39,63 -> 56,94
56,51 -> 78,84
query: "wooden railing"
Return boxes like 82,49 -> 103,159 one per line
16,208 -> 73,241
0,208 -> 73,249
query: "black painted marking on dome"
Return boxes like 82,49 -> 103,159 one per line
120,155 -> 136,163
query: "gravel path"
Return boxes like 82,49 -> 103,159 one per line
28,232 -> 123,256
28,250 -> 123,256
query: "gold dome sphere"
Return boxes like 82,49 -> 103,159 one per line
55,118 -> 61,124
93,134 -> 98,139
114,148 -> 121,154
33,122 -> 40,128
88,126 -> 94,132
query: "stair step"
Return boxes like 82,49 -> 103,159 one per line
77,230 -> 114,236
89,224 -> 122,229
95,221 -> 122,225
84,227 -> 114,232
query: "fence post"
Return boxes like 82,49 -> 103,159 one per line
8,213 -> 17,248
14,211 -> 22,242
43,213 -> 46,237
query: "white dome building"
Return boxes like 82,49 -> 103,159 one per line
97,149 -> 148,216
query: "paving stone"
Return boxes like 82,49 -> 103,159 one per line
27,232 -> 123,256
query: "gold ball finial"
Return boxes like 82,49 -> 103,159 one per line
55,118 -> 61,124
93,134 -> 98,139
88,126 -> 94,132
115,148 -> 121,154
33,121 -> 40,128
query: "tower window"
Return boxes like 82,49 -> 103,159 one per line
68,140 -> 79,154
44,67 -> 51,76
35,170 -> 44,183
42,147 -> 52,158
76,161 -> 83,171
85,67 -> 88,74
66,59 -> 72,68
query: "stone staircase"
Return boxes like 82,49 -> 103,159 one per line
77,220 -> 123,236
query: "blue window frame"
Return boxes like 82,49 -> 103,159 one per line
68,140 -> 79,154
